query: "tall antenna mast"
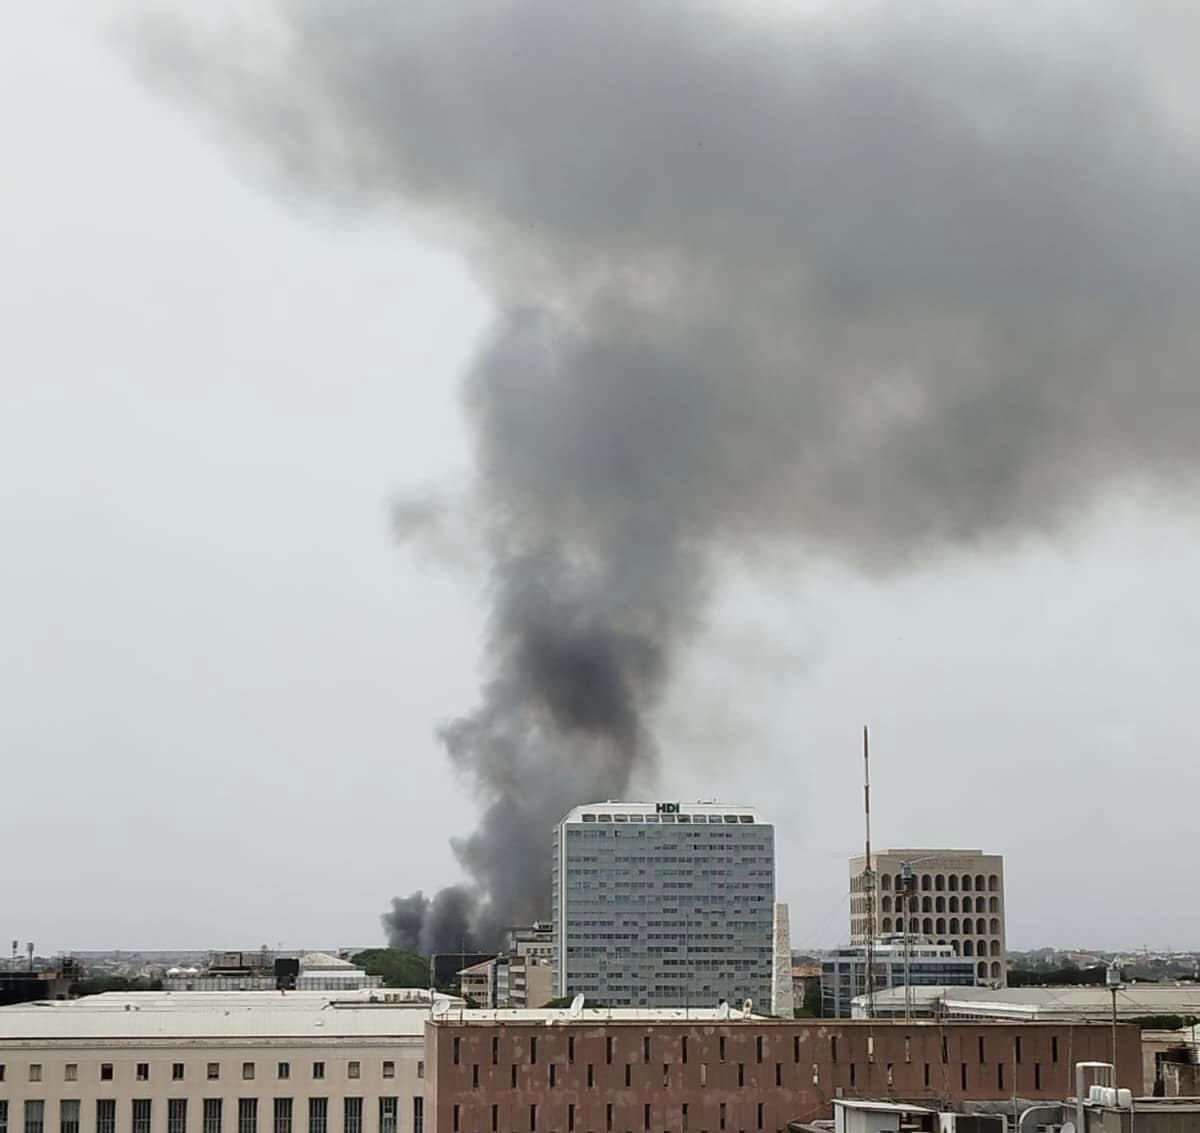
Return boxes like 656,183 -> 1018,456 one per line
863,726 -> 875,1019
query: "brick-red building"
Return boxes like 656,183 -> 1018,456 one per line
425,1018 -> 1140,1133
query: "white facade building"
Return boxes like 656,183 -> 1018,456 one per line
0,991 -> 441,1133
552,801 -> 775,1009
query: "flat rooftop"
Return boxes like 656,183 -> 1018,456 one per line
0,990 -> 446,1041
0,993 -> 768,1041
858,983 -> 1200,1018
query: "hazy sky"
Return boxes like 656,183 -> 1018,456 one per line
4,0 -> 1200,956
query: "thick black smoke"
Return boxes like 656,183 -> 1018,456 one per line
129,1 -> 1200,952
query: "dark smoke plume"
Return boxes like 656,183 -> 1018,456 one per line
128,1 -> 1200,952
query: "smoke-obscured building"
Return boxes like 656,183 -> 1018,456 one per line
848,848 -> 1007,985
552,801 -> 775,1009
459,925 -> 556,1009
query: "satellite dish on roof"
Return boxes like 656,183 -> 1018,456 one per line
742,998 -> 753,1017
568,993 -> 586,1018
718,1000 -> 731,1019
432,999 -> 450,1017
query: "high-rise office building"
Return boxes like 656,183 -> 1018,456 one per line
848,848 -> 1007,984
552,801 -> 775,1009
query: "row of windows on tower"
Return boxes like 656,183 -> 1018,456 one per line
879,895 -> 1000,914
878,873 -> 1000,893
878,919 -> 1003,941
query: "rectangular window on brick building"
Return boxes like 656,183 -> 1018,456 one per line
941,1038 -> 948,1064
719,1104 -> 726,1132
960,1064 -> 967,1091
997,1064 -> 1004,1090
830,1038 -> 837,1064
663,1065 -> 669,1089
531,1039 -> 538,1066
1015,1037 -> 1022,1064
606,1038 -> 614,1066
568,1109 -> 575,1133
700,1064 -> 707,1087
528,1106 -> 536,1133
924,1064 -> 930,1088
568,1038 -> 575,1065
549,1065 -> 556,1089
737,1064 -> 744,1088
849,1064 -> 855,1088
978,1037 -> 985,1065
812,1064 -> 819,1087
904,1037 -> 911,1064
643,1106 -> 650,1132
719,1038 -> 726,1064
1035,1063 -> 1041,1090
793,1037 -> 799,1064
454,1040 -> 461,1067
775,1064 -> 781,1088
682,1038 -> 688,1064
755,1104 -> 763,1131
622,1066 -> 628,1089
475,1066 -> 481,1090
492,1038 -> 499,1067
490,1107 -> 497,1133
587,1065 -> 594,1089
682,1105 -> 688,1133
1052,1038 -> 1059,1064
452,1107 -> 460,1133
755,1037 -> 763,1065
643,1038 -> 650,1064
605,1105 -> 612,1133
512,1066 -> 519,1090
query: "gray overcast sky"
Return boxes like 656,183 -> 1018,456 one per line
4,0 -> 1200,955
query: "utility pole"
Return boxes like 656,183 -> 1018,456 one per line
863,726 -> 875,1020
901,862 -> 914,1024
1107,960 -> 1123,1080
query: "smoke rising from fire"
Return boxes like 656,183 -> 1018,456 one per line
128,1 -> 1200,952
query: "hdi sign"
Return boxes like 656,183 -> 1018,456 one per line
655,802 -> 680,814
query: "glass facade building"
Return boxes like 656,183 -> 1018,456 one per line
552,802 -> 775,1009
